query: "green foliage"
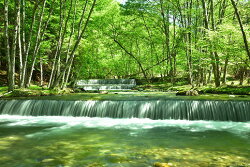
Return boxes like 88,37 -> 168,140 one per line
202,86 -> 250,95
0,0 -> 249,89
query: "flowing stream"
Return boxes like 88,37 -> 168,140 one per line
0,116 -> 249,167
0,99 -> 249,121
0,97 -> 250,166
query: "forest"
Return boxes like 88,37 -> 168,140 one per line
0,1 -> 250,166
0,0 -> 249,91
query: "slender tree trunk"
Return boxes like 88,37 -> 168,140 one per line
230,0 -> 250,60
160,0 -> 171,83
114,39 -> 149,82
61,0 -> 78,88
218,0 -> 227,25
26,0 -> 48,87
210,0 -> 221,87
21,0 -> 26,61
10,0 -> 19,90
61,0 -> 88,88
61,0 -> 86,89
49,0 -> 72,88
26,1 -> 54,87
64,55 -> 75,87
207,66 -> 213,83
222,57 -> 229,84
40,56 -> 43,86
16,0 -> 23,88
4,0 -> 14,91
239,67 -> 245,85
201,0 -> 220,87
50,0 -> 97,88
187,0 -> 194,87
21,2 -> 38,87
54,0 -> 74,86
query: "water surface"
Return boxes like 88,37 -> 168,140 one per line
0,116 -> 249,167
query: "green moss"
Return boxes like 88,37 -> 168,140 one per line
201,86 -> 250,95
0,86 -> 73,98
1,83 -> 250,100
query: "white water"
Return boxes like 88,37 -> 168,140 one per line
1,99 -> 249,121
1,115 -> 249,138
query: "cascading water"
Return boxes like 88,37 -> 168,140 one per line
0,99 -> 249,121
76,79 -> 136,90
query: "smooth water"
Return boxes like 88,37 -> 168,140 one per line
0,116 -> 249,167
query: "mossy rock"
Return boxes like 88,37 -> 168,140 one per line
176,90 -> 199,96
186,90 -> 199,96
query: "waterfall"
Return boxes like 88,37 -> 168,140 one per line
0,99 -> 249,122
76,79 -> 136,90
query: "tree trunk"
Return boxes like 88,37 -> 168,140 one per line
26,0 -> 47,85
4,0 -> 14,91
40,56 -> 43,86
50,0 -> 97,88
210,0 -> 221,87
114,39 -> 149,82
230,0 -> 250,60
64,55 -> 75,88
49,0 -> 74,88
187,0 -> 193,87
222,57 -> 229,84
16,0 -> 23,88
201,0 -> 220,87
61,0 -> 78,88
239,68 -> 245,86
21,2 -> 38,87
10,0 -> 19,90
207,66 -> 212,84
160,0 -> 172,84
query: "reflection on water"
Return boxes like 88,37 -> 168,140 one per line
0,116 -> 249,167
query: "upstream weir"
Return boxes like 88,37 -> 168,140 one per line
76,79 -> 136,90
0,99 -> 249,122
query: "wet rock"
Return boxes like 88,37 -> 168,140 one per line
154,162 -> 171,167
186,90 -> 199,96
176,90 -> 199,96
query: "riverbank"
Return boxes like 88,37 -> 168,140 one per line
136,83 -> 250,95
0,86 -> 73,98
1,84 -> 250,100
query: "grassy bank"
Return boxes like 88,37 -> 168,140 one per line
137,83 -> 250,95
0,86 -> 73,98
1,83 -> 250,99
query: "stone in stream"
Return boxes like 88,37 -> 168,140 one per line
153,162 -> 172,167
186,90 -> 199,96
176,90 -> 199,96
